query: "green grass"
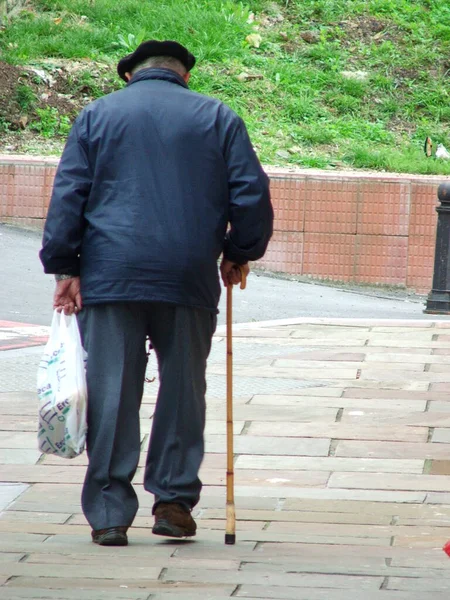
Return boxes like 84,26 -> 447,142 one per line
0,0 -> 450,174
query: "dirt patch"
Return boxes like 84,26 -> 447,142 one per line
0,59 -> 119,135
335,16 -> 404,46
0,62 -> 29,126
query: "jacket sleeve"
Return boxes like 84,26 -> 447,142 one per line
39,117 -> 91,275
221,111 -> 273,265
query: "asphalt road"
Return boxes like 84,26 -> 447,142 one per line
1,224 -> 447,326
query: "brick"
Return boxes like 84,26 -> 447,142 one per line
407,235 -> 434,291
259,231 -> 303,275
304,178 -> 359,235
303,233 -> 356,282
358,181 -> 410,236
355,235 -> 408,285
269,176 -> 305,232
409,183 -> 438,237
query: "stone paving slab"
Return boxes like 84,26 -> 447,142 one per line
0,484 -> 28,511
336,440 -> 450,459
235,456 -> 425,473
0,590 -> 149,600
247,422 -> 429,442
2,318 -> 450,598
0,322 -> 48,352
235,588 -> 450,600
250,394 -> 429,411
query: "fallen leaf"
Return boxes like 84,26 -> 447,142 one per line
54,17 -> 62,25
246,33 -> 262,48
18,116 -> 28,129
279,32 -> 289,41
288,146 -> 302,154
276,150 -> 290,160
237,72 -> 249,82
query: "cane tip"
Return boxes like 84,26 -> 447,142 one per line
225,533 -> 236,545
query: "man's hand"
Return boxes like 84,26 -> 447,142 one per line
220,259 -> 250,288
53,277 -> 82,315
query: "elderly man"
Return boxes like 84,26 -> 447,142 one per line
40,40 -> 273,546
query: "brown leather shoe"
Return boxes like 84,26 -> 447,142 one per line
152,503 -> 196,538
91,526 -> 128,546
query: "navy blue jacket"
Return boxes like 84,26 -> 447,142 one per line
40,69 -> 273,312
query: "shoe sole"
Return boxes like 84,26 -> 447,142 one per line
92,532 -> 128,546
152,519 -> 196,538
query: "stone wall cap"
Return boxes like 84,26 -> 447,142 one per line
0,154 -> 60,166
264,165 -> 450,184
0,154 -> 448,184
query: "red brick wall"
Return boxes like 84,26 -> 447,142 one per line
261,168 -> 446,293
0,156 -> 446,293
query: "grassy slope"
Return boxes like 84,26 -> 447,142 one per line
1,0 -> 450,174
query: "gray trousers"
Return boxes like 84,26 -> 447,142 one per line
77,302 -> 216,531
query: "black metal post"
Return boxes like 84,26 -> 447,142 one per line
425,183 -> 450,314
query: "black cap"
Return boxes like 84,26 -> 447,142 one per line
117,40 -> 196,81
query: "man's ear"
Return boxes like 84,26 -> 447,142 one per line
125,72 -> 132,82
183,72 -> 191,84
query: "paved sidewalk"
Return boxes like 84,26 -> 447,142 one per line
2,318 -> 450,599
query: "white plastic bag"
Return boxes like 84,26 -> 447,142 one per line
37,311 -> 87,458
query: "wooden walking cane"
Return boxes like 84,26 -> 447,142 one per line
225,266 -> 247,545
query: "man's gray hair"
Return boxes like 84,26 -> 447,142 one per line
131,55 -> 187,76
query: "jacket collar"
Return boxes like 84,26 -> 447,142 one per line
127,68 -> 188,89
